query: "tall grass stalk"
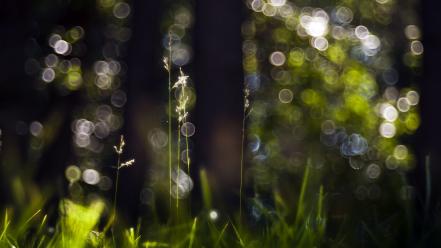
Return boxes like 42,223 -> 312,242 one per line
239,114 -> 245,220
184,115 -> 190,175
111,136 -> 123,245
173,68 -> 190,215
183,78 -> 191,216
164,34 -> 173,212
239,88 -> 250,220
111,135 -> 135,245
176,122 -> 181,214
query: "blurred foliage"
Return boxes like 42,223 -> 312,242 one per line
242,0 -> 422,246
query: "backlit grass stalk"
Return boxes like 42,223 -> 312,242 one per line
164,34 -> 173,212
112,135 -> 135,245
176,122 -> 181,213
184,110 -> 190,175
240,88 -> 250,220
183,85 -> 191,216
173,68 -> 190,214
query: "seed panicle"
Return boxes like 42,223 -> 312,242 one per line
163,57 -> 170,72
174,68 -> 190,124
119,159 -> 135,169
113,135 -> 126,155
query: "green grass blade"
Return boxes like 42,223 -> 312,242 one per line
230,221 -> 245,247
199,169 -> 212,209
295,159 -> 311,225
20,209 -> 41,230
214,223 -> 229,248
0,210 -> 10,241
188,217 -> 198,248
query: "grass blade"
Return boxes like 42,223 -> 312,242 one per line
0,210 -> 10,241
188,217 -> 198,248
230,221 -> 245,247
296,159 -> 311,225
214,223 -> 229,248
199,169 -> 212,209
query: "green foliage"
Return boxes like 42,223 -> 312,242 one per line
0,161 -> 329,248
54,200 -> 105,247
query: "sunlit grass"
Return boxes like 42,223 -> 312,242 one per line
111,135 -> 135,246
2,157 -> 439,247
0,157 -> 329,247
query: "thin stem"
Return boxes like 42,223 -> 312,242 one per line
239,113 -> 246,220
181,87 -> 191,217
239,89 -> 249,221
184,102 -> 190,175
176,122 -> 181,215
184,108 -> 191,217
168,34 -> 173,212
185,125 -> 190,175
112,153 -> 121,246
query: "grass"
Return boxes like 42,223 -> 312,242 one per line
0,156 -> 328,247
2,155 -> 440,247
112,135 -> 135,246
164,35 -> 173,213
164,38 -> 192,216
240,87 -> 251,220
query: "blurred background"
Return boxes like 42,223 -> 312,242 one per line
0,0 -> 244,220
1,0 -> 441,245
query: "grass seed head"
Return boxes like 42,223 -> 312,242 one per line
163,57 -> 170,72
244,88 -> 250,110
114,135 -> 125,154
120,159 -> 135,169
174,68 -> 190,123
